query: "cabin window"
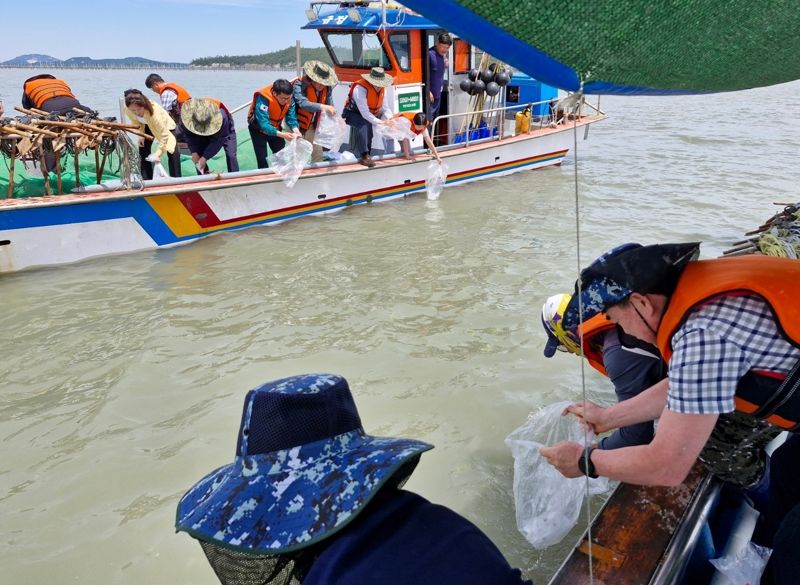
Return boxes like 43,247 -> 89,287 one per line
453,39 -> 471,74
321,31 -> 392,70
388,33 -> 411,71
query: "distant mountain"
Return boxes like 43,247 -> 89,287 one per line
191,46 -> 332,69
1,54 -> 187,68
3,54 -> 62,66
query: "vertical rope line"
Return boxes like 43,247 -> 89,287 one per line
572,95 -> 594,585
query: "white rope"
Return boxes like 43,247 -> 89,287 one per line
571,88 -> 595,585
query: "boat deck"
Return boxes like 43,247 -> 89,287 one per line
0,114 -> 604,210
549,463 -> 707,585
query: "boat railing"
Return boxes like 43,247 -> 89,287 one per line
431,95 -> 597,149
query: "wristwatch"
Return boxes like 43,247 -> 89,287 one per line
577,446 -> 598,479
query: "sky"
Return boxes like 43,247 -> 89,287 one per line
0,0 -> 322,63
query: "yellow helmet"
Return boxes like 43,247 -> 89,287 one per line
541,293 -> 582,357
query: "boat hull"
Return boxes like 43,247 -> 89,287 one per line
0,118 -> 601,273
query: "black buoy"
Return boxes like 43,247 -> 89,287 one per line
459,79 -> 473,93
480,69 -> 495,84
468,68 -> 479,81
495,71 -> 510,87
485,81 -> 500,97
472,79 -> 486,94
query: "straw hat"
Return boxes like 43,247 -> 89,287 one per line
180,98 -> 223,136
176,373 -> 432,554
361,67 -> 394,88
303,60 -> 338,86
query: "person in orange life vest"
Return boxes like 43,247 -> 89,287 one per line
21,74 -> 91,115
541,292 -> 664,450
123,89 -> 182,179
180,98 -> 239,175
538,243 -> 800,583
144,73 -> 191,125
0,95 -> 4,117
247,78 -> 301,170
393,112 -> 442,164
21,74 -> 93,173
342,67 -> 394,168
293,61 -> 338,163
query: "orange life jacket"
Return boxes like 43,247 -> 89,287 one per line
396,112 -> 426,136
346,79 -> 385,116
578,314 -> 616,376
657,256 -> 800,430
293,77 -> 329,132
23,77 -> 75,109
158,82 -> 191,105
247,85 -> 290,130
203,97 -> 229,115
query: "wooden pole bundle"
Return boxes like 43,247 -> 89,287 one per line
1,106 -> 154,196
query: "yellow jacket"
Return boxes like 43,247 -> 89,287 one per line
125,98 -> 177,158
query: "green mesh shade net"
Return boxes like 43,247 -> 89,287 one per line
400,0 -> 800,94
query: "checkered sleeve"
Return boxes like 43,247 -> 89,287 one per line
160,89 -> 178,113
667,325 -> 749,415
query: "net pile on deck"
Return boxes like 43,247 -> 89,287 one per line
0,107 -> 150,198
723,202 -> 800,258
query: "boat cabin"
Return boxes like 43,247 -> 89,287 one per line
303,1 -> 557,151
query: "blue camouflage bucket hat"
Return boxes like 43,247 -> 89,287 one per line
562,242 -> 700,329
176,373 -> 433,554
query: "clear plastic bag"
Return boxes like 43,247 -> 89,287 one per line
505,401 -> 609,549
425,161 -> 448,200
709,542 -> 772,585
153,162 -> 170,178
314,111 -> 348,153
271,138 -> 312,188
374,116 -> 416,142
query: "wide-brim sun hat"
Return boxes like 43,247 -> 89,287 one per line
562,242 -> 701,329
175,373 -> 433,555
361,66 -> 394,88
180,98 -> 223,136
304,60 -> 338,86
541,293 -> 582,357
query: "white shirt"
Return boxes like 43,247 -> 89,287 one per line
352,85 -> 391,125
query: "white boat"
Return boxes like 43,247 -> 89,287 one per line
0,3 -> 605,273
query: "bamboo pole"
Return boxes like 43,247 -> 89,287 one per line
74,150 -> 81,189
95,148 -> 101,184
39,151 -> 52,196
55,152 -> 63,194
7,139 -> 17,199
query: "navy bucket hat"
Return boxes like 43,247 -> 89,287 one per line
562,242 -> 701,329
176,374 -> 433,554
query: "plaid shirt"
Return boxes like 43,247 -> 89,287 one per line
160,88 -> 178,114
667,294 -> 800,415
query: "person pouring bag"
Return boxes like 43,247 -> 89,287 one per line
342,66 -> 394,168
293,60 -> 338,163
180,98 -> 239,175
175,373 -> 532,585
247,79 -> 300,170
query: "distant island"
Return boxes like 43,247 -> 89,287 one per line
0,54 -> 187,69
190,47 -> 332,69
0,47 -> 333,71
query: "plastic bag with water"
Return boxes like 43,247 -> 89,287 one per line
425,161 -> 448,200
153,162 -> 170,179
314,112 -> 348,153
271,138 -> 312,188
374,116 -> 416,142
709,542 -> 771,585
505,401 -> 609,549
